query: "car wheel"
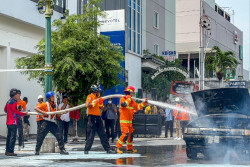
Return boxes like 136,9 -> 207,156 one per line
186,147 -> 198,159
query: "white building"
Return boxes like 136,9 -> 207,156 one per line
176,0 -> 243,85
0,0 -> 65,137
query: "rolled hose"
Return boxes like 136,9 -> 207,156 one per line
0,94 -> 197,116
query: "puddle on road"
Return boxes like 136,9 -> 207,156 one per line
62,145 -> 250,166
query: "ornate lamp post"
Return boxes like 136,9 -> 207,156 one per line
37,0 -> 54,96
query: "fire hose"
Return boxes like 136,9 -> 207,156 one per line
0,94 -> 197,116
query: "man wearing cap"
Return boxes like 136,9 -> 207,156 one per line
34,91 -> 68,155
4,89 -> 28,156
115,86 -> 148,154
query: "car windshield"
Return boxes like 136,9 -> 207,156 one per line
173,83 -> 194,95
190,117 -> 249,129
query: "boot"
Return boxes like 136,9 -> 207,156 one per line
115,147 -> 123,154
106,149 -> 116,154
6,152 -> 17,156
84,151 -> 89,154
35,151 -> 39,155
60,149 -> 69,155
127,149 -> 137,153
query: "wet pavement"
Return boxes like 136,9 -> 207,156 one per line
0,137 -> 250,166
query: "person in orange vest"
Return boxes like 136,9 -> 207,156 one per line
36,95 -> 44,135
115,86 -> 148,154
180,104 -> 189,135
84,85 -> 115,154
173,97 -> 182,140
34,91 -> 68,155
16,92 -> 27,150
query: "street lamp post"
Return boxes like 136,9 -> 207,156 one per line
37,0 -> 54,96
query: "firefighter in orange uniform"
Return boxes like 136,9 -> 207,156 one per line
84,85 -> 115,154
115,86 -> 148,154
173,97 -> 182,140
180,105 -> 189,135
36,95 -> 44,135
16,95 -> 27,150
34,91 -> 68,155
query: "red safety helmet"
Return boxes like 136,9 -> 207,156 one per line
124,86 -> 135,93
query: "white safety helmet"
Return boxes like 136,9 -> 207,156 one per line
175,97 -> 180,102
37,95 -> 43,99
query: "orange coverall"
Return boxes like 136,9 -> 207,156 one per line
116,96 -> 147,150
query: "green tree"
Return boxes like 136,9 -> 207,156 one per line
205,46 -> 238,82
15,0 -> 124,101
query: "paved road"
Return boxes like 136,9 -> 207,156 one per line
0,137 -> 249,166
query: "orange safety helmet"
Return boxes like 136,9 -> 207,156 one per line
124,86 -> 135,93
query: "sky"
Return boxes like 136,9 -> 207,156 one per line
215,0 -> 250,71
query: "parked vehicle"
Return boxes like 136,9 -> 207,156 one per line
184,88 -> 250,159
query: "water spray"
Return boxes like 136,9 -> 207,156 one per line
0,94 -> 197,116
0,69 -> 44,72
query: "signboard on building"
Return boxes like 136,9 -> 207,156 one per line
162,50 -> 176,62
229,81 -> 247,88
98,9 -> 125,32
234,31 -> 238,45
99,10 -> 125,104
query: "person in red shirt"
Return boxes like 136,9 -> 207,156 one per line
84,85 -> 115,154
4,89 -> 28,156
34,91 -> 68,155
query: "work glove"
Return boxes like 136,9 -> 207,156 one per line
98,97 -> 104,104
142,98 -> 148,106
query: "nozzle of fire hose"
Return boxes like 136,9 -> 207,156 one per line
121,102 -> 127,107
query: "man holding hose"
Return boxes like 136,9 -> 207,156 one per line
34,91 -> 68,155
115,86 -> 148,154
84,85 -> 115,154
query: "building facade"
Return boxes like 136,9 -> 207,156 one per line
176,0 -> 243,85
76,0 -> 176,92
0,0 -> 65,136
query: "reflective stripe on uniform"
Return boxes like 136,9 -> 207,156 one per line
125,101 -> 129,106
99,104 -> 103,107
120,120 -> 132,124
126,106 -> 134,110
92,103 -> 96,107
126,142 -> 133,145
118,139 -> 124,145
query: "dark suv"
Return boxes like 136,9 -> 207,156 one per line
184,88 -> 250,159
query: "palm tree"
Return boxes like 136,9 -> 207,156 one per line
205,46 -> 238,85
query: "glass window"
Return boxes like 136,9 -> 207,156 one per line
128,7 -> 131,28
133,31 -> 136,52
153,11 -> 159,28
128,29 -> 131,50
154,44 -> 159,55
127,0 -> 141,54
137,34 -> 140,54
137,0 -> 140,6
133,10 -> 136,31
137,12 -> 140,33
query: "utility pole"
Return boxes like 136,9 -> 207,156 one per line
37,0 -> 54,97
199,0 -> 205,90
